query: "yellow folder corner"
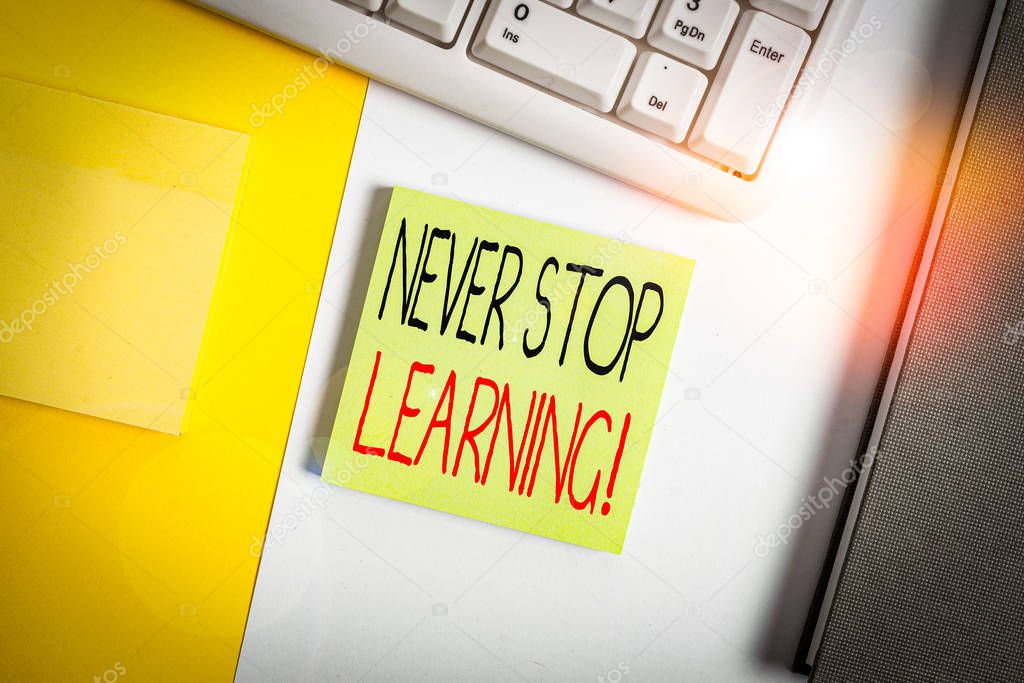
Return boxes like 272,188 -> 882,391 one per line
0,0 -> 367,680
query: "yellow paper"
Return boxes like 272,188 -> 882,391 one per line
0,77 -> 249,434
0,0 -> 367,680
323,188 -> 695,553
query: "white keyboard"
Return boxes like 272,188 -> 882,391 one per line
190,0 -> 865,220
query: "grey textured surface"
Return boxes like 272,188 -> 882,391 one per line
811,1 -> 1024,681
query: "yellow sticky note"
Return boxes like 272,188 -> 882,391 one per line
0,77 -> 249,435
323,188 -> 695,553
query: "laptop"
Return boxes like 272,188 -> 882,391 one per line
798,0 -> 1024,679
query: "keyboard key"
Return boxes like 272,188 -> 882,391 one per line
749,0 -> 829,30
544,0 -> 573,7
689,10 -> 810,174
647,0 -> 739,70
472,0 -> 637,112
576,0 -> 660,39
347,0 -> 384,10
617,52 -> 707,142
385,0 -> 471,42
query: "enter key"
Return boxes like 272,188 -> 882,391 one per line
689,10 -> 811,174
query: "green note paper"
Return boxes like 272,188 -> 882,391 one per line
323,188 -> 695,553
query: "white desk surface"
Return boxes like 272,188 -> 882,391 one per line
236,1 -> 989,679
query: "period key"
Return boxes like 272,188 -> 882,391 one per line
617,52 -> 708,143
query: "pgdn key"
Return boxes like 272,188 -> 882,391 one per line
472,0 -> 637,112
